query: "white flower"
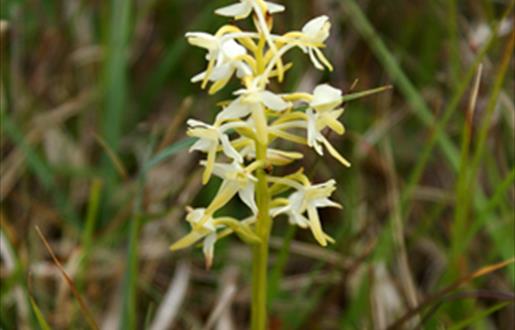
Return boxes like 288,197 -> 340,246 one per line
216,0 -> 286,83
170,208 -> 260,268
306,84 -> 350,167
215,0 -> 285,20
299,16 -> 333,70
217,87 -> 290,145
187,119 -> 244,183
272,178 -> 341,246
210,161 -> 259,214
187,33 -> 252,91
218,88 -> 289,121
169,208 -> 220,268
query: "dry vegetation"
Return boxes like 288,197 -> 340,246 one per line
0,0 -> 514,329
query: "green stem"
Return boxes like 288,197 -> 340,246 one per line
251,141 -> 272,330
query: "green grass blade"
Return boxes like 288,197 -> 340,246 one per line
78,178 -> 103,291
448,302 -> 510,330
447,0 -> 461,85
120,135 -> 157,330
102,0 -> 132,152
450,65 -> 483,262
267,226 -> 296,306
101,0 -> 132,202
30,297 -> 52,330
143,137 -> 196,173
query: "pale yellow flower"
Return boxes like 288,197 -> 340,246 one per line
271,178 -> 340,246
187,119 -> 247,183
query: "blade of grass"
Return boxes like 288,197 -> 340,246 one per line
447,0 -> 461,85
35,226 -> 99,330
479,169 -> 515,216
468,33 -> 513,199
443,58 -> 484,322
120,171 -> 145,330
143,137 -> 196,173
78,178 -> 103,291
267,225 -> 296,306
101,0 -> 132,202
448,302 -> 511,330
103,0 -> 131,151
450,64 -> 483,262
29,297 -> 52,330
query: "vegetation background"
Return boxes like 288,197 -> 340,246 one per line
0,0 -> 514,329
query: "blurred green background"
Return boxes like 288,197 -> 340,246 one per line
0,0 -> 514,329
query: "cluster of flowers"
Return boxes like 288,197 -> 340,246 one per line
171,0 -> 350,267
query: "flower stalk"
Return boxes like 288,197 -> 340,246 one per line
251,139 -> 272,329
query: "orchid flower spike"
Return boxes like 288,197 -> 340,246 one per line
172,0 -> 368,269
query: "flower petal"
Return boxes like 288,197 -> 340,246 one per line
189,138 -> 212,153
320,110 -> 345,135
311,84 -> 342,111
238,182 -> 258,214
205,181 -> 240,214
252,104 -> 269,145
215,2 -> 252,19
313,197 -> 341,209
302,15 -> 330,43
291,212 -> 310,228
306,109 -> 324,155
265,1 -> 285,14
217,98 -> 252,121
221,39 -> 247,58
202,148 -> 217,184
203,233 -> 217,269
170,231 -> 205,251
259,90 -> 289,111
191,71 -> 207,83
321,137 -> 351,167
220,134 -> 244,163
186,32 -> 217,50
307,206 -> 327,246
209,63 -> 235,81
